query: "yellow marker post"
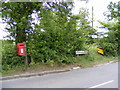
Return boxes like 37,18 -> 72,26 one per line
97,48 -> 104,55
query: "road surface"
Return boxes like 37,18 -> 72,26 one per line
1,62 -> 118,88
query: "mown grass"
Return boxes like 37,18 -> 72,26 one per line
2,44 -> 118,77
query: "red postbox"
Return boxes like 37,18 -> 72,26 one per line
17,43 -> 26,56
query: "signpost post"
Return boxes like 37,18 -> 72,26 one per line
24,42 -> 28,71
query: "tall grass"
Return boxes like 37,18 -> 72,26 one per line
73,44 -> 117,68
0,40 -> 2,76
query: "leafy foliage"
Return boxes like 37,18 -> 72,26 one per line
106,2 -> 120,20
2,40 -> 24,70
98,1 -> 119,57
27,2 -> 86,64
2,2 -> 42,44
76,8 -> 96,44
2,2 -> 96,70
106,1 -> 120,57
98,21 -> 118,56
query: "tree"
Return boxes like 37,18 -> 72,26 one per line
2,2 -> 42,44
98,1 -> 119,56
98,21 -> 118,56
2,1 -> 96,67
27,2 -> 87,64
2,2 -> 43,66
76,8 -> 96,44
106,2 -> 120,20
107,2 -> 120,57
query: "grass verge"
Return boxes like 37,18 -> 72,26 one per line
0,40 -> 2,77
73,44 -> 118,68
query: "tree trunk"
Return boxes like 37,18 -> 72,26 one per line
16,27 -> 26,44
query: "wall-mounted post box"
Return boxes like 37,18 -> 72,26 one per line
17,43 -> 26,56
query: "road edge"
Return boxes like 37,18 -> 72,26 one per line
1,60 -> 118,81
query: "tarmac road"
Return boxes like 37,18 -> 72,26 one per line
1,62 -> 118,88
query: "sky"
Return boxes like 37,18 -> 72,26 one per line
0,0 -> 119,39
73,0 -> 119,32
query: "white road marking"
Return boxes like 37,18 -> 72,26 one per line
89,80 -> 114,88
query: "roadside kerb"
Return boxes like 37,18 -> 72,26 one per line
1,68 -> 71,81
93,60 -> 118,67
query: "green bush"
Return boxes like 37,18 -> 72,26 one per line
99,42 -> 117,56
27,30 -> 85,65
2,40 -> 24,70
98,37 -> 118,57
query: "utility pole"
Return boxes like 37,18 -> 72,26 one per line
118,1 -> 120,59
92,6 -> 94,31
92,6 -> 95,42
